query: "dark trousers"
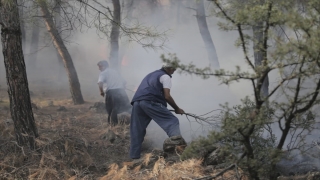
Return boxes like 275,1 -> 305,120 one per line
105,88 -> 131,125
130,100 -> 181,159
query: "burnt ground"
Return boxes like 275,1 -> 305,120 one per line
0,85 -> 183,179
0,83 -> 253,180
0,86 -> 144,179
1,86 -> 320,179
3,85 -> 319,180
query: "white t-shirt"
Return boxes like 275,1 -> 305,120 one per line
98,68 -> 125,92
159,74 -> 172,89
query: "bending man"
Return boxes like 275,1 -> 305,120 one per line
130,63 -> 185,159
97,60 -> 131,125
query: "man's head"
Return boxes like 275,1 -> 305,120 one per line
162,63 -> 177,75
97,60 -> 109,71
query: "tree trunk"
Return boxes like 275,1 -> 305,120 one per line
53,0 -> 65,83
195,0 -> 220,68
38,0 -> 84,104
54,0 -> 62,32
0,0 -> 39,149
17,0 -> 26,52
253,24 -> 269,97
109,0 -> 121,70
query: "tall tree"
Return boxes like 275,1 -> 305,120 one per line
195,0 -> 220,68
249,0 -> 269,97
253,24 -> 269,97
0,0 -> 39,149
164,0 -> 320,179
53,0 -> 65,83
109,0 -> 121,70
18,0 -> 26,51
53,0 -> 62,35
38,0 -> 84,104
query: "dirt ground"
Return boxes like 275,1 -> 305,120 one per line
0,85 -> 249,180
0,85 -> 135,179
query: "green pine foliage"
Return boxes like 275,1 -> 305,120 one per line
162,0 -> 320,179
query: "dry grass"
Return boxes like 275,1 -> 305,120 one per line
0,88 -> 247,180
0,87 -> 133,179
102,158 -> 205,180
102,157 -> 250,180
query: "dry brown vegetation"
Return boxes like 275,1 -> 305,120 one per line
101,157 -> 248,180
0,87 -> 247,179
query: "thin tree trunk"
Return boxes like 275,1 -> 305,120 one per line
0,0 -> 39,149
54,0 -> 62,34
38,0 -> 84,104
109,0 -> 121,70
53,0 -> 65,83
253,24 -> 269,97
195,0 -> 219,68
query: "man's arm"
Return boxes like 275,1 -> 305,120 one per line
163,88 -> 185,114
98,82 -> 104,97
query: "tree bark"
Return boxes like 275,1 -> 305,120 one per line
109,0 -> 121,70
253,24 -> 269,97
54,0 -> 62,32
17,0 -> 26,51
0,0 -> 39,149
195,0 -> 220,68
53,0 -> 65,83
38,0 -> 84,104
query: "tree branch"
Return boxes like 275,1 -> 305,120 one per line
193,152 -> 247,180
212,0 -> 255,70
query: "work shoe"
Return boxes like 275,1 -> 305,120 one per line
163,135 -> 187,153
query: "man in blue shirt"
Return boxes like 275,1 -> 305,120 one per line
129,63 -> 185,159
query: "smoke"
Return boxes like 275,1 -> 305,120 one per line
1,1 -> 320,176
0,0 -> 301,150
116,1 -> 251,147
0,0 -> 253,147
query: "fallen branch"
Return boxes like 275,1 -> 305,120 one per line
10,141 -> 26,156
34,111 -> 54,121
169,109 -> 223,127
194,164 -> 236,180
193,152 -> 247,180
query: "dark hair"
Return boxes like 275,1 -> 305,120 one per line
97,60 -> 109,68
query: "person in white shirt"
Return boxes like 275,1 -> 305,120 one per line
97,60 -> 131,125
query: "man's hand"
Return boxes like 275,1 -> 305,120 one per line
175,108 -> 185,115
163,88 -> 184,115
98,82 -> 105,97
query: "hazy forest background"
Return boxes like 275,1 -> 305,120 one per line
1,0 -> 320,179
0,0 -> 244,147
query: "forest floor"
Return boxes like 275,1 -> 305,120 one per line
0,85 -> 248,180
